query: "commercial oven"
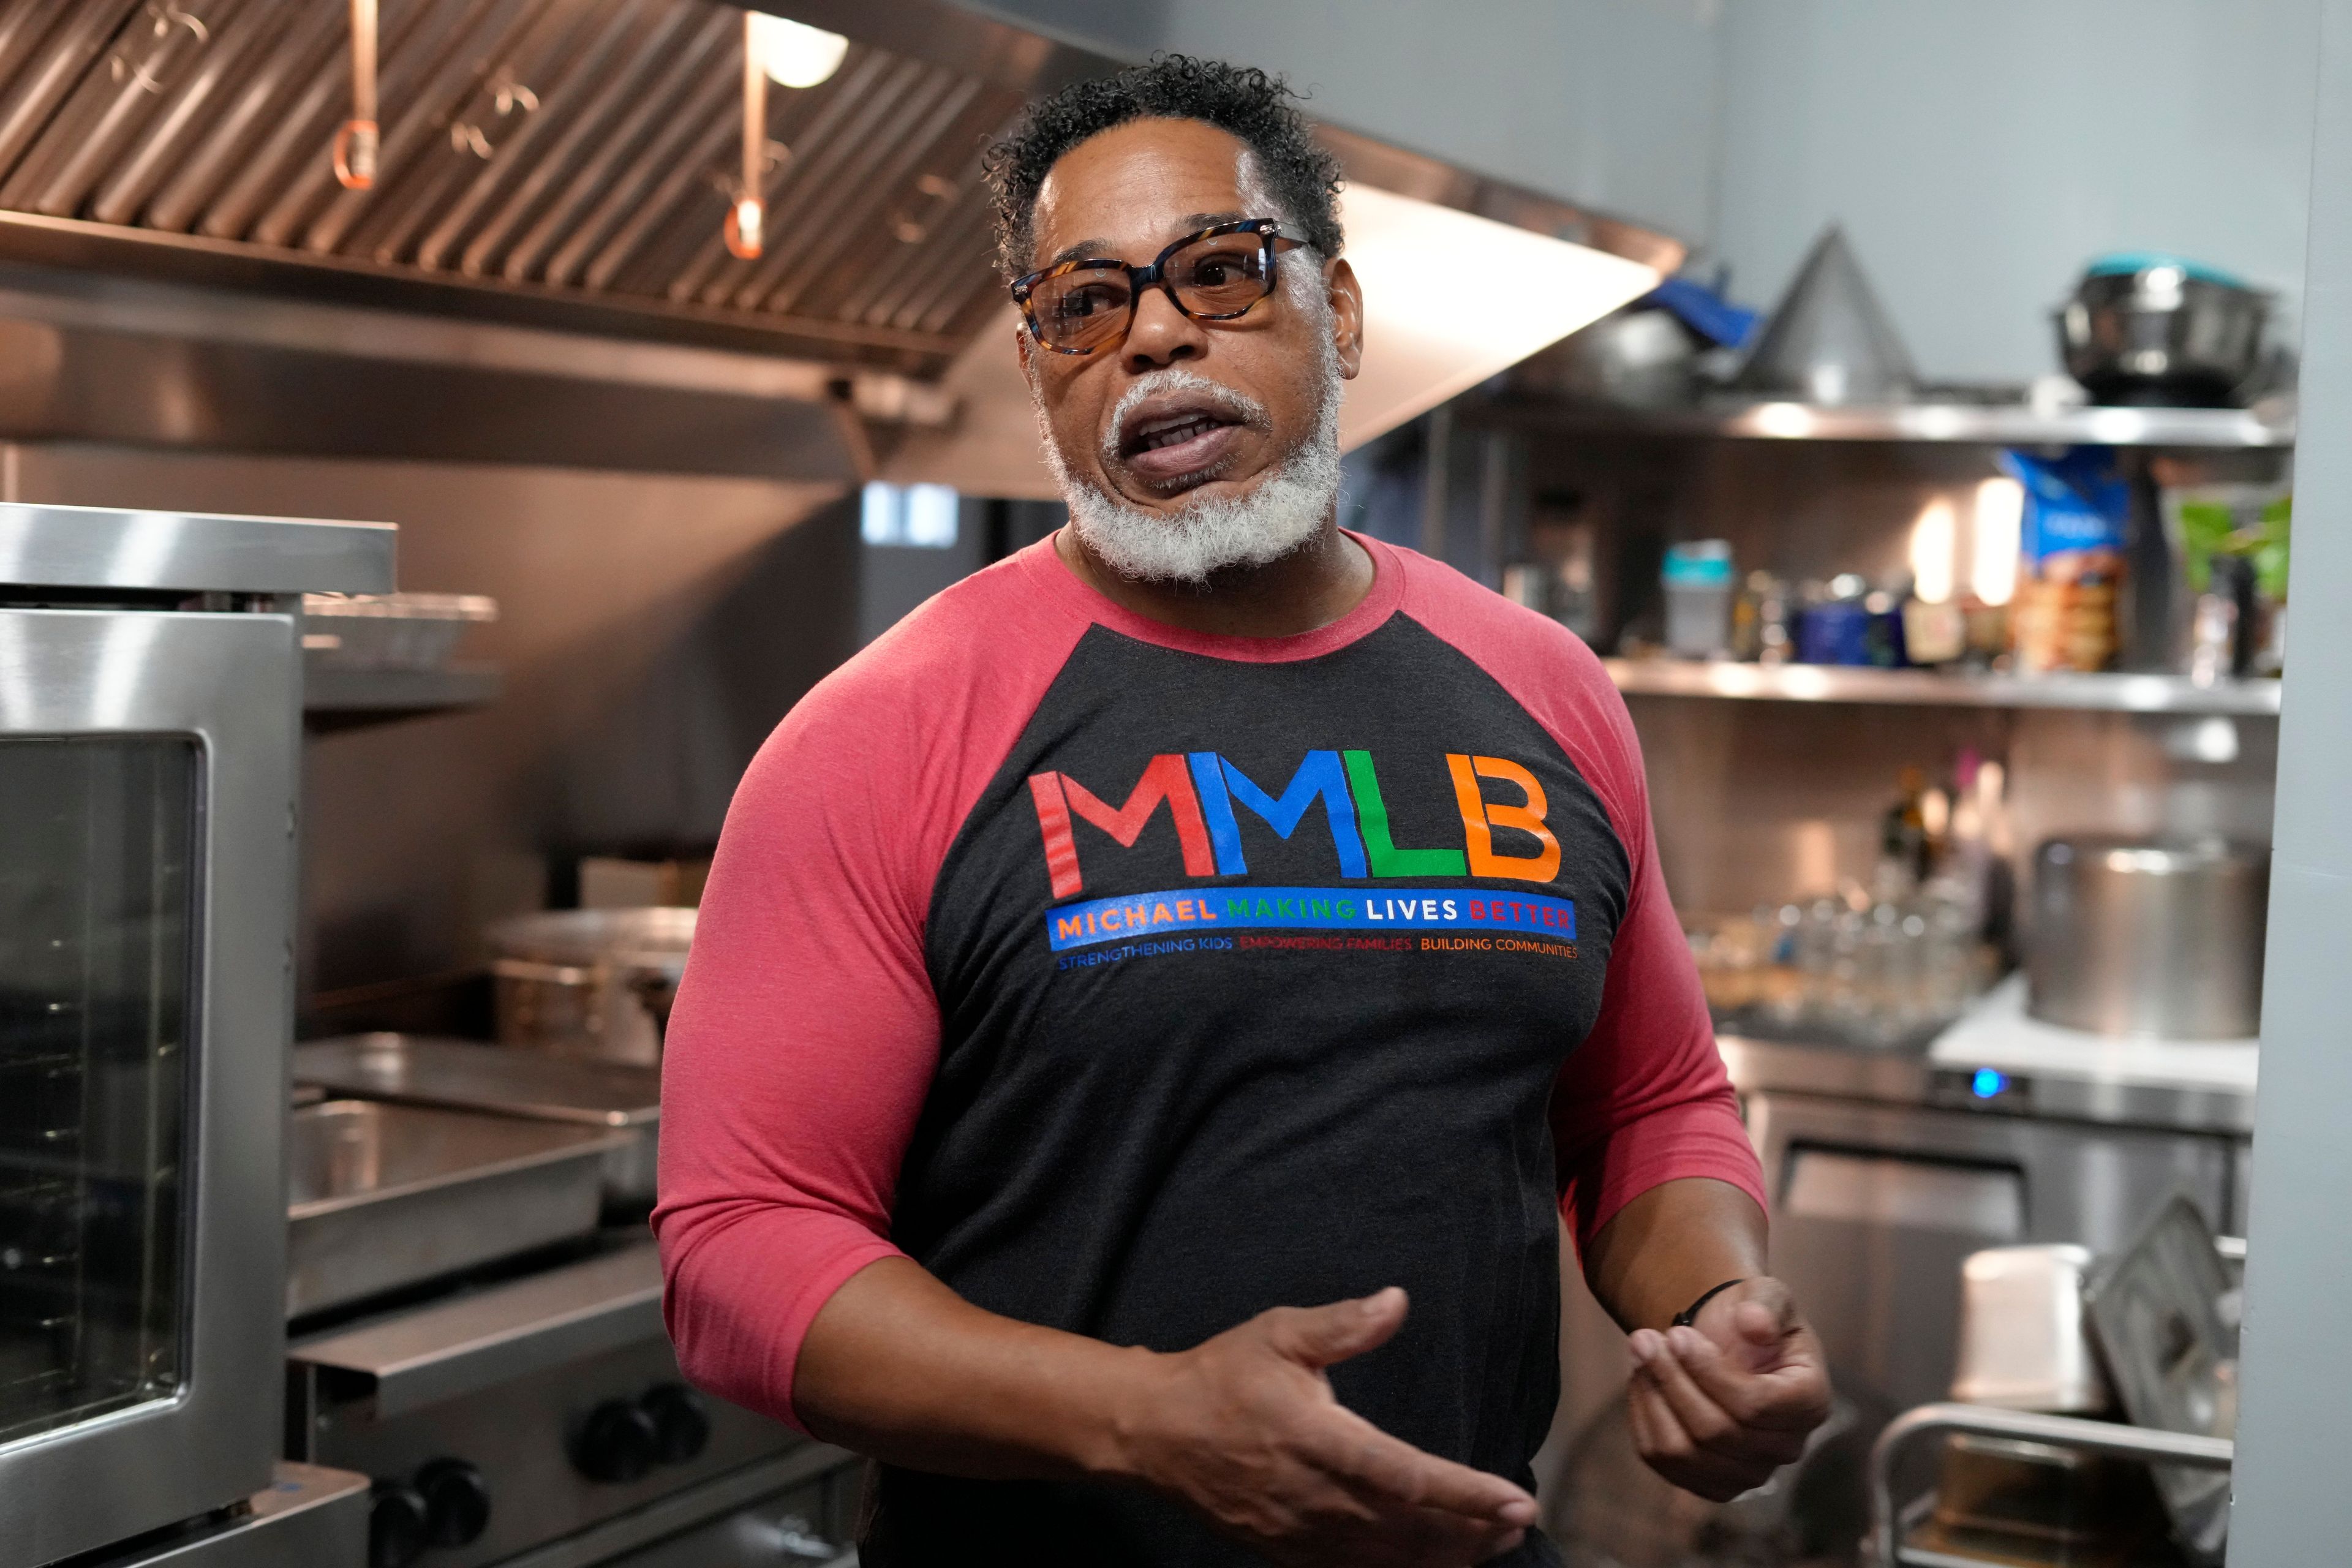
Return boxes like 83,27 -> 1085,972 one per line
0,503 -> 391,1567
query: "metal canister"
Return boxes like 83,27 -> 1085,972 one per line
1950,1245 -> 2111,1413
2026,837 -> 2266,1039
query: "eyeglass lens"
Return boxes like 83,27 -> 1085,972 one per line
1029,231 -> 1275,352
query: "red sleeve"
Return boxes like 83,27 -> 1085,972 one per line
1390,540 -> 1763,1254
652,550 -> 1087,1431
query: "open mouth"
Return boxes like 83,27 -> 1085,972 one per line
1127,412 -> 1235,454
1112,391 -> 1257,491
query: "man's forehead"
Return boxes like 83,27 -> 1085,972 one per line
1029,118 -> 1257,266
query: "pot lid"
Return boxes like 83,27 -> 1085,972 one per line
2083,252 -> 2249,288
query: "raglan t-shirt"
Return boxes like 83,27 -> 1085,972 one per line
652,531 -> 1763,1567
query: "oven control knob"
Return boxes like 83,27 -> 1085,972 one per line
571,1397 -> 661,1483
368,1480 -> 431,1568
639,1383 -> 711,1464
415,1458 -> 492,1548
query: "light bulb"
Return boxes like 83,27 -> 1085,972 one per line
748,11 -> 847,88
1909,497 -> 1956,605
731,196 -> 763,258
1970,477 -> 2024,607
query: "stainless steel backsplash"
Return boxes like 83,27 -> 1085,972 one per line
2,440 -> 857,1012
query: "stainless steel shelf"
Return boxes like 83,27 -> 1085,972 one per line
303,665 -> 502,725
1482,398 -> 2293,448
1607,658 -> 2283,716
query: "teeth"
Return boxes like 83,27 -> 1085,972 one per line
1137,416 -> 1218,453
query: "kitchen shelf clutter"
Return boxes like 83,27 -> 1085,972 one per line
1476,398 -> 2294,449
1605,658 -> 2283,717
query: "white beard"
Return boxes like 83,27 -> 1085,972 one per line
1036,279 -> 1346,587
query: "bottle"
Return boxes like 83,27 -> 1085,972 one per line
1902,595 -> 1967,666
1662,540 -> 1736,658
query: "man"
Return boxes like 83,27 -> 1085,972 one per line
656,55 -> 1831,1567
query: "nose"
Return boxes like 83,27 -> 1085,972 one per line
1123,281 -> 1206,371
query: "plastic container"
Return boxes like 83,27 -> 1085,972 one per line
1662,540 -> 1735,657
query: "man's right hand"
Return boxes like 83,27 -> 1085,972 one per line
794,1262 -> 1534,1564
1117,1287 -> 1537,1566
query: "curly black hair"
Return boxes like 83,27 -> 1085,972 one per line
983,55 -> 1344,280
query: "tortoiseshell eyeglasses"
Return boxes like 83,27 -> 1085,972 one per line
1012,218 -> 1311,355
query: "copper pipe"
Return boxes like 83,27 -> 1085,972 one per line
333,0 -> 377,189
723,10 -> 763,259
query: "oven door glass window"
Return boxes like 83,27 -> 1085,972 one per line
0,737 -> 196,1446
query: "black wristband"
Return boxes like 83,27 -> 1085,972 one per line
1670,1278 -> 1746,1329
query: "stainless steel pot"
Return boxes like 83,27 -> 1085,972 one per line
486,907 -> 695,1066
1528,306 -> 1698,408
2026,836 -> 2266,1039
2056,260 -> 2269,407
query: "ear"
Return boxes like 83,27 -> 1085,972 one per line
1326,257 -> 1365,380
1016,320 -> 1033,380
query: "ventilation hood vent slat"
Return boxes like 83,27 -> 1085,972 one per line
0,0 -> 1684,482
0,0 -> 1026,373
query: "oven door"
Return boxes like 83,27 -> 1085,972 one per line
0,608 -> 298,1566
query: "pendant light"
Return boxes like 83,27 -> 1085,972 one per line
333,0 -> 378,189
725,12 -> 848,258
724,10 -> 764,259
747,12 -> 847,89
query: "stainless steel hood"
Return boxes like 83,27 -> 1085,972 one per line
0,0 -> 1025,369
0,0 -> 1683,480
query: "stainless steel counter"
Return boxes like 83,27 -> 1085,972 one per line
1717,1016 -> 2257,1137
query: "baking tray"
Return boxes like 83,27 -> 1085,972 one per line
295,1034 -> 661,1206
287,1099 -> 625,1318
301,592 -> 497,671
2084,1194 -> 2236,1564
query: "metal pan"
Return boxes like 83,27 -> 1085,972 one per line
286,1100 -> 625,1319
2082,1195 -> 2237,1564
295,1034 -> 662,1207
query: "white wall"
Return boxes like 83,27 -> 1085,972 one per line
959,0 -> 1727,242
1710,0 -> 2323,384
2229,0 -> 2352,1556
960,1 -> 2323,389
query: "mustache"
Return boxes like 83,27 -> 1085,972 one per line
1098,370 -> 1272,467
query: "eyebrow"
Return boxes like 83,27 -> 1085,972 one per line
1042,211 -> 1254,270
1046,237 -> 1115,268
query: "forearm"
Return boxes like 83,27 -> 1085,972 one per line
1581,1177 -> 1768,1332
792,1256 -> 1159,1483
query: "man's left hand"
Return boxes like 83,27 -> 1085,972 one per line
1624,1276 -> 1831,1501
